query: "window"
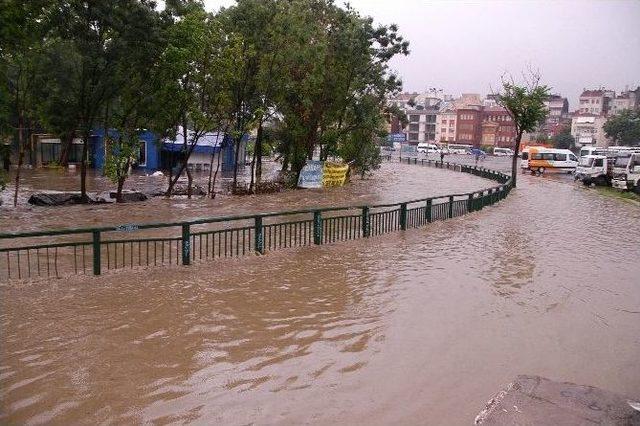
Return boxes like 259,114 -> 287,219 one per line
542,153 -> 554,160
409,123 -> 419,132
409,115 -> 420,122
408,133 -> 419,141
594,158 -> 603,167
554,153 -> 567,161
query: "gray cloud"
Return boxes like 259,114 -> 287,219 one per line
203,0 -> 640,108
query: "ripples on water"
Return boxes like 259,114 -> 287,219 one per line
1,161 -> 639,425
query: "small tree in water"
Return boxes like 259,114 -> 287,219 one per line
104,134 -> 140,203
495,72 -> 549,187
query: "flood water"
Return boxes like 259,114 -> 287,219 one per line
1,157 -> 639,425
1,157 -> 490,232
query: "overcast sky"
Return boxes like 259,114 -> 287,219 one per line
203,0 -> 640,109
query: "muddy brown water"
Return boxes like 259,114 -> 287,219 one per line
1,158 -> 639,425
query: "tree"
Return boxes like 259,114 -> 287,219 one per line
384,103 -> 409,131
153,3 -> 236,198
104,134 -> 139,202
604,109 -> 640,146
104,1 -> 166,202
494,72 -> 550,187
552,125 -> 575,150
30,39 -> 82,167
0,0 -> 49,205
271,0 -> 408,183
40,0 -> 160,201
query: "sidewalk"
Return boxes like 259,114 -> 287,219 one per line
475,375 -> 640,425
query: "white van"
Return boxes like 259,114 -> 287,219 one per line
493,147 -> 514,156
446,143 -> 473,154
523,147 -> 578,174
417,143 -> 439,154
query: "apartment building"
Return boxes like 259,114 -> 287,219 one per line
406,106 -> 438,144
578,89 -> 614,116
542,94 -> 570,136
456,107 -> 483,146
435,103 -> 456,143
570,114 -> 609,147
481,107 -> 517,148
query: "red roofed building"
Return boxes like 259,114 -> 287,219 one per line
481,106 -> 517,148
578,89 -> 614,116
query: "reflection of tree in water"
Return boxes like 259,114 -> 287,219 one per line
485,222 -> 535,297
0,244 -> 391,424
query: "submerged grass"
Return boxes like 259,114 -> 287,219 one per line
594,186 -> 640,204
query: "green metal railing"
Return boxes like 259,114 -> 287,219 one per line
0,157 -> 513,281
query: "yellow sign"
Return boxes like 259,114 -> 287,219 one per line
322,162 -> 349,187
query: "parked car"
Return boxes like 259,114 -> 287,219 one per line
467,148 -> 487,157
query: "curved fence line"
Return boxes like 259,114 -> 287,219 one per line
0,157 -> 513,281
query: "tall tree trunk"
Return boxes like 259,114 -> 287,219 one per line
210,146 -> 223,199
250,120 -> 265,193
249,142 -> 257,193
115,156 -> 131,203
232,136 -> 241,192
116,176 -> 125,203
207,149 -> 216,197
186,167 -> 193,199
281,144 -> 289,172
80,127 -> 90,202
165,141 -> 200,197
182,117 -> 193,198
13,114 -> 24,207
511,131 -> 523,187
58,131 -> 74,166
255,121 -> 264,190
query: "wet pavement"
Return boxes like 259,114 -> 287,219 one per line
1,158 -> 639,425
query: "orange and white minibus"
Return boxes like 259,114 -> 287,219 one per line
520,147 -> 578,174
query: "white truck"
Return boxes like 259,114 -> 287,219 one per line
575,155 -> 614,186
611,152 -> 640,194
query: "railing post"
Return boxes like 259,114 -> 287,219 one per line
254,215 -> 264,254
448,196 -> 454,218
467,193 -> 474,212
426,199 -> 432,223
400,203 -> 407,230
479,191 -> 485,210
313,211 -> 323,245
362,206 -> 370,237
92,231 -> 101,276
182,223 -> 191,265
